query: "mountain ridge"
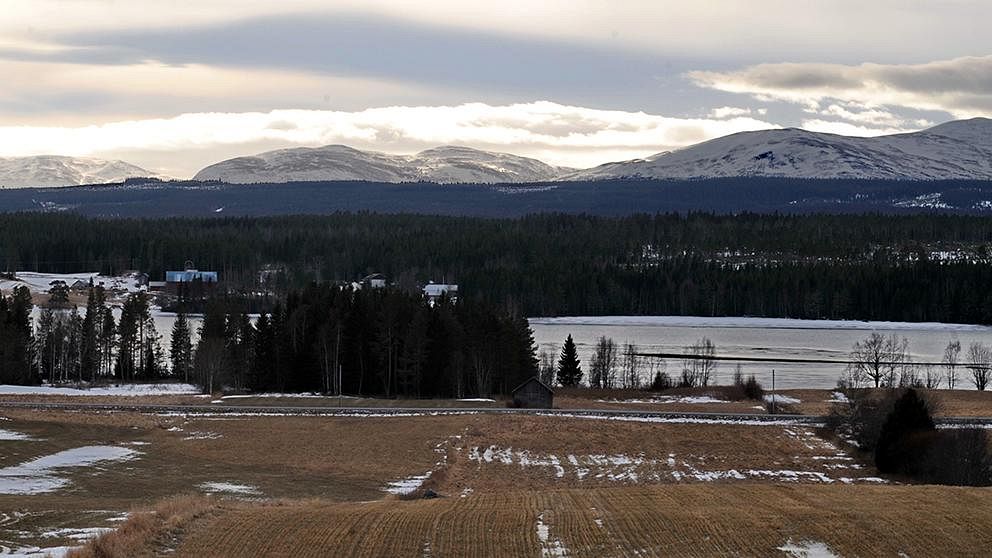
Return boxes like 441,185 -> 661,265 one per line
193,144 -> 570,184
0,155 -> 156,189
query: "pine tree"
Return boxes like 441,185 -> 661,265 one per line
170,308 -> 193,383
557,334 -> 582,387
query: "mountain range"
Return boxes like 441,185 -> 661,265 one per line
3,118 -> 991,188
193,144 -> 569,184
0,156 -> 154,189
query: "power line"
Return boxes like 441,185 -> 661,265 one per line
636,352 -> 973,368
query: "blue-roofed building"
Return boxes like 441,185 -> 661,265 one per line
164,267 -> 219,298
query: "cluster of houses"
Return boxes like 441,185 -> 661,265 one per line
354,273 -> 459,305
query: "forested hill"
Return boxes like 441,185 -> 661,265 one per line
3,178 -> 992,217
4,212 -> 992,323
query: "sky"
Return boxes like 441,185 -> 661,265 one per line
1,1 -> 990,177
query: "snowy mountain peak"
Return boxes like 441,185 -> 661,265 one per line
0,156 -> 155,189
194,144 -> 569,184
568,119 -> 992,181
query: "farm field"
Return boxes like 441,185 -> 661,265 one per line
4,386 -> 992,417
1,396 -> 990,556
172,484 -> 992,558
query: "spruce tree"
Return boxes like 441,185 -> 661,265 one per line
170,308 -> 193,383
557,334 -> 582,387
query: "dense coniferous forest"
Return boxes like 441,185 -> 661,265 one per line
1,283 -> 538,396
3,212 -> 992,322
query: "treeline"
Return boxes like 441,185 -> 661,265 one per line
183,285 -> 537,397
0,287 -> 33,384
4,283 -> 538,397
18,283 -> 166,386
5,212 -> 992,322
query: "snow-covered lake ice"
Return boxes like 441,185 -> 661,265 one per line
530,316 -> 992,389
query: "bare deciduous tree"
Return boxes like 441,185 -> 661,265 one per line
681,337 -> 716,387
943,340 -> 962,389
620,342 -> 642,389
848,333 -> 909,388
967,342 -> 992,391
538,348 -> 556,387
589,336 -> 618,389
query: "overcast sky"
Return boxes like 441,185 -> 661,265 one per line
2,1 -> 990,176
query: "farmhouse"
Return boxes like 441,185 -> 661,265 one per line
424,282 -> 458,305
511,377 -> 554,409
361,273 -> 387,289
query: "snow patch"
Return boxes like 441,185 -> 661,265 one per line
198,482 -> 261,495
0,446 -> 139,495
384,472 -> 431,495
765,394 -> 801,405
536,512 -> 569,557
777,539 -> 840,557
0,428 -> 34,441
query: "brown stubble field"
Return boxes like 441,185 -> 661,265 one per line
171,484 -> 992,558
2,404 -> 991,556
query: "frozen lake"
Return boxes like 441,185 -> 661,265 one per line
529,316 -> 992,389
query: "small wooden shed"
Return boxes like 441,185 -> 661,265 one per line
511,377 -> 554,409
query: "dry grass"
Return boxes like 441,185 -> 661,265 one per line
171,484 -> 992,557
66,495 -> 217,558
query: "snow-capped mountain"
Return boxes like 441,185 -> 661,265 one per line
0,156 -> 155,189
193,145 -> 569,184
567,118 -> 992,181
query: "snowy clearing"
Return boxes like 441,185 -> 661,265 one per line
0,383 -> 200,396
528,315 -> 992,332
0,446 -> 139,495
198,482 -> 261,495
0,271 -> 146,295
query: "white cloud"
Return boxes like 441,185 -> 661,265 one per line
799,119 -> 911,137
5,0 -> 991,61
0,101 -> 778,176
709,106 -> 768,119
688,56 -> 992,119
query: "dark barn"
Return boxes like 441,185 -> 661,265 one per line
511,377 -> 554,409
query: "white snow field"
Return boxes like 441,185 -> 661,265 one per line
0,383 -> 200,396
0,446 -> 139,495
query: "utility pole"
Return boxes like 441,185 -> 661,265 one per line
771,368 -> 776,415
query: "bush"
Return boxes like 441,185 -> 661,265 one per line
650,371 -> 673,391
830,388 -> 992,486
743,375 -> 764,400
875,389 -> 935,474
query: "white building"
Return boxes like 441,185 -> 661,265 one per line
424,282 -> 458,305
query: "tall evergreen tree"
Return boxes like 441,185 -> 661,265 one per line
170,308 -> 194,383
557,334 -> 582,387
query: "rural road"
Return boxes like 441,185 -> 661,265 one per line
3,401 -> 992,425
